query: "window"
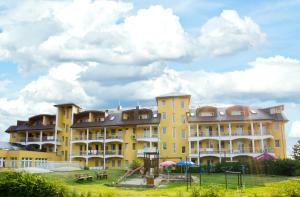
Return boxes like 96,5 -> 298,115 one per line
273,123 -> 280,131
65,137 -> 68,146
232,111 -> 242,116
162,112 -> 167,120
163,143 -> 167,150
171,100 -> 175,108
112,160 -> 115,167
200,112 -> 214,117
181,129 -> 185,139
125,160 -> 129,169
181,146 -> 186,153
181,115 -> 186,123
172,128 -> 176,139
66,110 -> 69,119
275,140 -> 280,147
180,101 -> 185,108
172,113 -> 176,123
125,143 -> 128,150
220,125 -> 224,132
162,127 -> 167,134
118,160 -> 121,167
173,143 -> 176,153
65,124 -> 69,133
132,143 -> 136,150
162,100 -> 166,106
125,128 -> 129,135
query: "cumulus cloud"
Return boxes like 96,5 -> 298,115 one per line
0,79 -> 10,92
0,0 -> 265,71
289,121 -> 300,137
198,10 -> 266,56
79,56 -> 300,104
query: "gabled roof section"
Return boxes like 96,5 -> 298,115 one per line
156,92 -> 191,100
54,103 -> 81,108
187,105 -> 288,123
71,110 -> 160,128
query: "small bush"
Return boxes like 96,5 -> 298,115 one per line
272,180 -> 300,197
84,166 -> 90,170
129,159 -> 141,170
200,185 -> 223,197
189,187 -> 200,197
0,172 -> 69,197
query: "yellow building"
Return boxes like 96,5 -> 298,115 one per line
1,94 -> 287,169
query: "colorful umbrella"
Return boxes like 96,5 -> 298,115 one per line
161,161 -> 176,167
176,160 -> 195,166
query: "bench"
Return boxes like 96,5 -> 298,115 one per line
75,173 -> 93,182
96,171 -> 108,180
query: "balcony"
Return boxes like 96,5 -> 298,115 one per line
105,150 -> 123,158
136,133 -> 159,142
105,135 -> 123,143
71,150 -> 123,158
137,147 -> 158,157
17,136 -> 61,145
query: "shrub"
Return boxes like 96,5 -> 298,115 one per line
272,180 -> 300,197
129,159 -> 141,170
0,172 -> 69,197
200,185 -> 223,197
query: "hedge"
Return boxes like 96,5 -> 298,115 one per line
0,172 -> 69,197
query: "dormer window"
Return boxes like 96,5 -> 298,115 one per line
231,111 -> 242,116
110,116 -> 115,121
200,112 -> 214,117
139,114 -> 148,120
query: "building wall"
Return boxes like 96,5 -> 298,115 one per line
157,96 -> 190,161
3,96 -> 287,169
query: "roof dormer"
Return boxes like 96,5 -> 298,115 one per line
196,106 -> 217,117
226,105 -> 250,117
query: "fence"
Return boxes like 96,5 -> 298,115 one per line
1,159 -> 83,171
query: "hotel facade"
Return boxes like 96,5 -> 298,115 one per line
1,94 -> 287,169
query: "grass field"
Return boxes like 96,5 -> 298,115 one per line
36,169 -> 300,197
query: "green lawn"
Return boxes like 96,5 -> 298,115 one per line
37,170 -> 298,197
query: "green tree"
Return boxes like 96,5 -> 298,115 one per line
292,140 -> 300,160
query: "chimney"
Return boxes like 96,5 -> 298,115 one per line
117,105 -> 122,111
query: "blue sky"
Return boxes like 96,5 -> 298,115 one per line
0,0 -> 300,156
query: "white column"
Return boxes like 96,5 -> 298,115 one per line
259,122 -> 264,152
158,126 -> 160,153
103,127 -> 106,170
54,109 -> 58,152
25,131 -> 28,145
197,140 -> 199,156
189,141 -> 191,154
86,129 -> 89,155
217,123 -> 222,162
196,124 -> 199,137
251,122 -> 255,153
149,126 -> 152,149
228,123 -> 233,160
70,128 -> 73,162
39,130 -> 43,150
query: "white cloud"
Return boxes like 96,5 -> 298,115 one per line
198,10 -> 266,56
80,56 -> 300,104
0,0 -> 265,71
289,121 -> 300,137
0,79 -> 10,92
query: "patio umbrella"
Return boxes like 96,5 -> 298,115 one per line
160,161 -> 175,181
176,160 -> 195,166
161,161 -> 176,167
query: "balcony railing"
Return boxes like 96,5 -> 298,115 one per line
137,148 -> 158,156
17,137 -> 60,143
106,135 -> 122,140
136,133 -> 159,138
189,130 -> 273,138
72,150 -> 123,157
190,148 -> 274,155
